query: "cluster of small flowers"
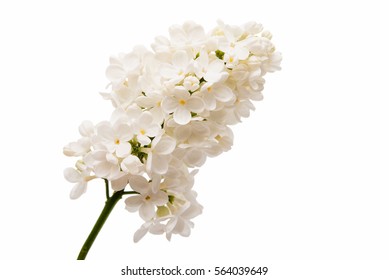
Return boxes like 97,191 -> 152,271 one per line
63,20 -> 281,242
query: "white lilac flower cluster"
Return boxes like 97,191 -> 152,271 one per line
63,21 -> 281,242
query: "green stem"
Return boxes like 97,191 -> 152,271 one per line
77,189 -> 124,260
104,179 -> 110,200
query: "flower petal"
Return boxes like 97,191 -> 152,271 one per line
96,122 -> 114,141
161,96 -> 177,113
146,124 -> 161,137
137,134 -> 151,146
185,149 -> 206,167
138,111 -> 153,126
151,154 -> 169,174
78,120 -> 94,137
214,85 -> 234,102
70,182 -> 87,200
174,106 -> 191,125
186,97 -> 204,113
122,53 -> 140,71
116,142 -> 132,158
111,173 -> 129,191
133,224 -> 149,243
94,162 -> 112,178
129,175 -> 149,193
152,191 -> 168,206
203,92 -> 216,110
139,202 -> 155,221
154,136 -> 176,155
125,195 -> 143,212
64,168 -> 81,183
172,50 -> 189,68
105,65 -> 125,82
121,155 -> 143,175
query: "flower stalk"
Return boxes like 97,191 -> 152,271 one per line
77,189 -> 124,260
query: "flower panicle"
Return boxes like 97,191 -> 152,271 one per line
64,20 -> 281,243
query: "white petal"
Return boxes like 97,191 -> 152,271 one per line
236,47 -> 249,60
139,202 -> 155,221
188,24 -> 205,41
214,85 -> 234,102
137,134 -> 151,146
64,168 -> 81,183
185,149 -> 206,167
122,53 -> 139,71
111,174 -> 129,191
78,120 -> 94,137
203,92 -> 216,110
125,196 -> 143,211
151,154 -> 169,174
133,225 -> 149,243
116,142 -> 132,158
146,124 -> 160,137
105,65 -> 125,82
150,174 -> 161,193
121,155 -> 143,175
138,111 -> 153,126
186,97 -> 204,113
166,217 -> 178,233
94,162 -> 111,178
97,123 -> 114,141
116,124 -> 133,141
169,25 -> 186,43
161,96 -> 177,113
136,96 -> 156,108
129,175 -> 149,193
106,152 -> 118,165
174,125 -> 191,142
70,182 -> 87,200
179,223 -> 191,237
174,106 -> 191,125
172,50 -> 189,68
160,64 -> 178,79
152,191 -> 168,206
204,71 -> 222,84
208,59 -> 224,73
154,136 -> 176,155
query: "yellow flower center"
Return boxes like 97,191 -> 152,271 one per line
140,129 -> 146,135
115,139 -> 120,145
179,99 -> 186,105
207,86 -> 212,93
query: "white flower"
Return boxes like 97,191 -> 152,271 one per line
200,82 -> 235,111
193,51 -> 228,84
146,135 -> 176,174
64,20 -> 281,243
63,121 -> 95,157
160,50 -> 191,85
165,192 -> 203,241
125,175 -> 168,221
64,166 -> 95,199
121,155 -> 144,175
96,121 -> 132,158
161,87 -> 204,125
183,76 -> 200,92
132,111 -> 161,145
135,91 -> 165,124
105,52 -> 140,89
87,150 -> 121,180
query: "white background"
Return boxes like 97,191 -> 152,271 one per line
1,0 -> 388,278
